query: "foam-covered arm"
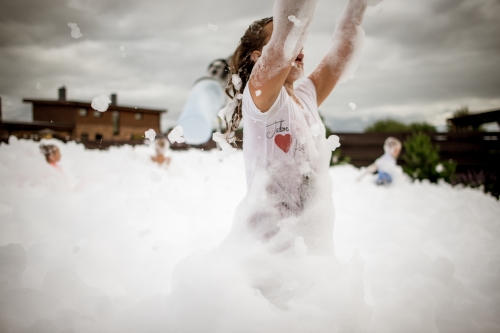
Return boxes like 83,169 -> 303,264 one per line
267,0 -> 316,67
250,0 -> 317,111
310,0 -> 368,106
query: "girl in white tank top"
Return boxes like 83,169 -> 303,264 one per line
214,0 -> 371,254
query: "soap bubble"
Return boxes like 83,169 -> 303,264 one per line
91,94 -> 111,112
67,22 -> 83,39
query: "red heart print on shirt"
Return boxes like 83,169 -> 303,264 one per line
274,134 -> 292,153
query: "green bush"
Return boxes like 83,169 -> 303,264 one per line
330,148 -> 351,166
365,119 -> 436,133
452,170 -> 500,199
402,132 -> 455,183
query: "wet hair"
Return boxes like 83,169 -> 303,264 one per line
223,17 -> 273,143
383,137 -> 402,154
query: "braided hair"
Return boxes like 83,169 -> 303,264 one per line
221,17 -> 273,145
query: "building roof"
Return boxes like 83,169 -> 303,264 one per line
447,109 -> 500,127
0,120 -> 75,131
23,99 -> 167,114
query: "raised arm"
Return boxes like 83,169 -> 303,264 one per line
309,0 -> 369,107
249,0 -> 317,112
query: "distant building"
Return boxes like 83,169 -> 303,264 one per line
447,108 -> 500,132
0,87 -> 167,145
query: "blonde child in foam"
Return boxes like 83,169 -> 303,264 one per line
218,0 -> 374,255
357,137 -> 402,185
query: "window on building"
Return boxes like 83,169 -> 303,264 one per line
112,111 -> 120,135
95,134 -> 103,141
93,111 -> 102,118
81,133 -> 89,141
78,108 -> 88,117
135,112 -> 143,120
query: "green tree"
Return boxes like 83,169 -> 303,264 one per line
402,132 -> 455,183
453,106 -> 471,118
365,119 -> 436,133
364,119 -> 409,133
408,122 -> 437,133
447,106 -> 485,132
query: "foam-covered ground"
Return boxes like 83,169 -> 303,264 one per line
0,138 -> 499,332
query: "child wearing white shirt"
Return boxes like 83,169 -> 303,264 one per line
358,137 -> 402,185
217,0 -> 371,254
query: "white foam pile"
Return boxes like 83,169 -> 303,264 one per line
0,138 -> 499,332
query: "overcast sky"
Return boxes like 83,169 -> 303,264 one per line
1,0 -> 499,132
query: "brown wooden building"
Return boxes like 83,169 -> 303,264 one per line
0,87 -> 166,144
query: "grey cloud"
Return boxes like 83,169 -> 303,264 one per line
1,0 -> 499,131
364,0 -> 500,55
0,0 -> 273,46
313,0 -> 500,125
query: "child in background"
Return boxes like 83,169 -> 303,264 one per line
358,137 -> 402,185
151,138 -> 171,166
39,144 -> 61,169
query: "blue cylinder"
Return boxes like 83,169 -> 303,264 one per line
178,79 -> 226,145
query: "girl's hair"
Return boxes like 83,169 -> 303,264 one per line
383,137 -> 402,153
223,17 -> 273,143
39,144 -> 59,162
39,144 -> 58,157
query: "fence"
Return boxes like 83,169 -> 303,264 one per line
7,129 -> 497,174
336,132 -> 500,173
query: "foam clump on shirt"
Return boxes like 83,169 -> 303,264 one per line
212,132 -> 238,158
288,15 -> 306,27
310,123 -> 321,137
